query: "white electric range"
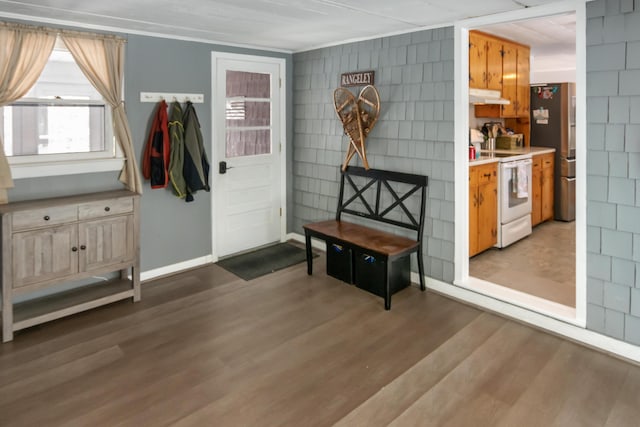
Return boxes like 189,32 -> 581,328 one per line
478,151 -> 533,248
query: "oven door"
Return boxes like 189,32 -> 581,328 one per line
500,159 -> 533,224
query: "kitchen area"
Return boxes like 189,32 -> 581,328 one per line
466,19 -> 577,309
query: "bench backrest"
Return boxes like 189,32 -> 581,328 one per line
337,166 -> 428,241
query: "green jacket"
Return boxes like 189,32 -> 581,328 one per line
168,101 -> 187,198
182,101 -> 210,202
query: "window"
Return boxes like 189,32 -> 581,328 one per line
0,38 -> 119,177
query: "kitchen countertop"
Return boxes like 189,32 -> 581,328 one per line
469,146 -> 556,166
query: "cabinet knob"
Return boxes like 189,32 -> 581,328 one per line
43,215 -> 50,221
104,206 -> 111,212
80,245 -> 86,250
72,246 -> 78,252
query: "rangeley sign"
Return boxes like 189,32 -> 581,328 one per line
340,70 -> 375,87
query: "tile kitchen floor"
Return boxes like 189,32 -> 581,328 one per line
469,220 -> 576,307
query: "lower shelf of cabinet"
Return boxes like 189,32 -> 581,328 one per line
12,278 -> 136,332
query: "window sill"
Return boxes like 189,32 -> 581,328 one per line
11,158 -> 125,179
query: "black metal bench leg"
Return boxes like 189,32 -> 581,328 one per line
304,232 -> 313,276
417,246 -> 426,291
385,263 -> 391,310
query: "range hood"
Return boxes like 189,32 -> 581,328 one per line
469,88 -> 510,105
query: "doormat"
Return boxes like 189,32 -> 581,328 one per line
216,243 -> 313,281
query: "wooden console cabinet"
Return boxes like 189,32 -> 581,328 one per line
1,190 -> 140,342
469,162 -> 498,257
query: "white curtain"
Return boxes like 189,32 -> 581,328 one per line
0,23 -> 56,203
62,33 -> 142,194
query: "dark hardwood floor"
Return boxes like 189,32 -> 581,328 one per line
1,253 -> 639,426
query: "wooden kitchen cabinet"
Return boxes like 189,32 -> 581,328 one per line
499,41 -> 530,118
469,31 -> 503,91
469,162 -> 498,257
473,38 -> 530,119
1,190 -> 140,342
500,41 -> 518,117
516,44 -> 531,118
531,156 -> 542,226
531,152 -> 554,226
541,153 -> 554,221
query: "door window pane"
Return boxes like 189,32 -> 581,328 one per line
225,70 -> 272,157
226,101 -> 270,128
226,71 -> 270,98
226,129 -> 270,157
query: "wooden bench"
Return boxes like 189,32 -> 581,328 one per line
303,166 -> 428,309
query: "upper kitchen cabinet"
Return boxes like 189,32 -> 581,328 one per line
516,44 -> 530,118
472,32 -> 530,120
469,31 -> 503,91
500,41 -> 531,118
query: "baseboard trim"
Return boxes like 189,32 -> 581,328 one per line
287,232 -> 325,251
141,255 -> 214,282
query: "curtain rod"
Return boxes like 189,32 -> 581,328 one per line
0,20 -> 126,42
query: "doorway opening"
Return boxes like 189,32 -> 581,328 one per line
454,3 -> 587,326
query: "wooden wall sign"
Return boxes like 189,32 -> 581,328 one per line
340,70 -> 375,87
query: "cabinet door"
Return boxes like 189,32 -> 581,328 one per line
469,168 -> 479,257
12,224 -> 78,288
531,161 -> 542,226
485,38 -> 503,91
79,215 -> 134,273
517,45 -> 530,118
542,166 -> 554,221
469,187 -> 479,257
476,163 -> 498,253
477,179 -> 497,252
501,42 -> 518,118
469,32 -> 487,89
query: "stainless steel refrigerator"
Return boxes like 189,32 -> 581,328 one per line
530,82 -> 576,222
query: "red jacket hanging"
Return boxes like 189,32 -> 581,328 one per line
142,100 -> 170,189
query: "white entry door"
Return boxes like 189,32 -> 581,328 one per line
212,53 -> 284,258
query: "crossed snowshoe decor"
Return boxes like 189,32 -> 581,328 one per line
333,85 -> 380,171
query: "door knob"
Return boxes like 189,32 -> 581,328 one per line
219,161 -> 234,174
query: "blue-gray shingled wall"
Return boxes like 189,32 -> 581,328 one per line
292,1 -> 640,348
292,28 -> 456,283
586,0 -> 640,345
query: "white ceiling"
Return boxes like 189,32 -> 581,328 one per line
479,13 -> 576,81
0,0 -> 569,52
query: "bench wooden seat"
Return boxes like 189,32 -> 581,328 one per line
303,166 -> 428,310
303,220 -> 419,257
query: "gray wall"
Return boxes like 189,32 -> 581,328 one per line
6,20 -> 293,272
291,28 -> 456,283
585,0 -> 640,345
124,35 -> 292,271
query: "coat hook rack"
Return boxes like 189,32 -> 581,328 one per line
139,92 -> 204,103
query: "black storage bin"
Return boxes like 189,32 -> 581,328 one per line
354,251 -> 410,298
326,242 -> 354,283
